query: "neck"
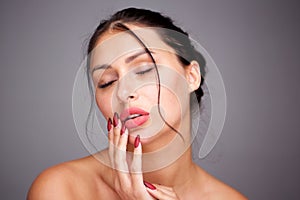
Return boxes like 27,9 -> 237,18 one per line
141,110 -> 197,186
142,147 -> 197,187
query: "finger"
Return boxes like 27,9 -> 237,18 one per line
154,184 -> 177,198
117,123 -> 128,150
115,124 -> 129,172
114,125 -> 132,196
107,117 -> 115,169
131,135 -> 142,172
144,182 -> 178,199
107,117 -> 113,142
154,184 -> 173,193
131,135 -> 144,186
113,112 -> 121,146
146,186 -> 178,200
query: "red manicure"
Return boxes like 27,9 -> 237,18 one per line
144,181 -> 156,190
113,112 -> 119,127
134,135 -> 140,148
107,118 -> 112,131
120,123 -> 126,135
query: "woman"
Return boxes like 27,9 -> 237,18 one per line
27,7 -> 246,199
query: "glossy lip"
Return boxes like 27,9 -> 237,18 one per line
120,107 -> 150,129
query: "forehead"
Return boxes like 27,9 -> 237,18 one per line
89,27 -> 175,69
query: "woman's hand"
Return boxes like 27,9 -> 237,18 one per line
145,182 -> 180,200
107,113 -> 179,200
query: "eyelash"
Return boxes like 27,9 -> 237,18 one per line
136,67 -> 154,75
97,67 -> 154,89
98,80 -> 116,89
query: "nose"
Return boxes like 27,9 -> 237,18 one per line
116,76 -> 139,103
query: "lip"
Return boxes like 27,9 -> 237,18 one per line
120,107 -> 150,129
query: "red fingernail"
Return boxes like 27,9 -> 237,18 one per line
113,112 -> 119,127
144,181 -> 156,190
120,123 -> 126,135
134,135 -> 140,148
107,118 -> 112,131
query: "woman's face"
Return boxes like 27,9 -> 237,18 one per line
89,27 -> 200,149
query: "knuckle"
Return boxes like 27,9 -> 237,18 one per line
114,184 -> 121,194
130,165 -> 141,173
116,142 -> 124,149
115,153 -> 126,165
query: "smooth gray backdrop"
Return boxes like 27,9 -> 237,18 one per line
0,0 -> 299,199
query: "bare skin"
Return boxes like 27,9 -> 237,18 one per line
27,148 -> 246,199
27,25 -> 247,200
27,118 -> 246,200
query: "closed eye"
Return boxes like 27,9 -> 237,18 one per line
136,67 -> 154,75
98,80 -> 116,89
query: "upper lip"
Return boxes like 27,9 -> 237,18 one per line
120,107 -> 149,122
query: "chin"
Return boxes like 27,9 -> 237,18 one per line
128,125 -> 178,149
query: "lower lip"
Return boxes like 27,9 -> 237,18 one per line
124,115 -> 150,129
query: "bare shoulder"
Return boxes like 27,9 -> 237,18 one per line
204,174 -> 248,200
27,155 -> 106,200
206,184 -> 247,200
27,162 -> 75,200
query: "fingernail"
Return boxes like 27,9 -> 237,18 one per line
107,118 -> 112,131
134,135 -> 140,148
144,181 -> 156,190
113,112 -> 119,127
120,123 -> 126,135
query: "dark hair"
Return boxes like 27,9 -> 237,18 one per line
87,7 -> 206,101
85,7 -> 206,143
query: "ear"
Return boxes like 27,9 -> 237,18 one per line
185,60 -> 201,92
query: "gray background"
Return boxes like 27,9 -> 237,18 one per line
0,0 -> 299,199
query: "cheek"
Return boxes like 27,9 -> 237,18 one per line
160,87 -> 182,119
138,85 -> 158,106
159,74 -> 190,120
95,91 -> 113,118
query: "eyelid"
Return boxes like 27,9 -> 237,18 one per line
135,63 -> 155,74
96,63 -> 156,89
136,67 -> 154,75
98,80 -> 117,89
95,69 -> 118,89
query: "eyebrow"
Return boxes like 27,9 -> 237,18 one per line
125,50 -> 148,63
91,50 -> 152,75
